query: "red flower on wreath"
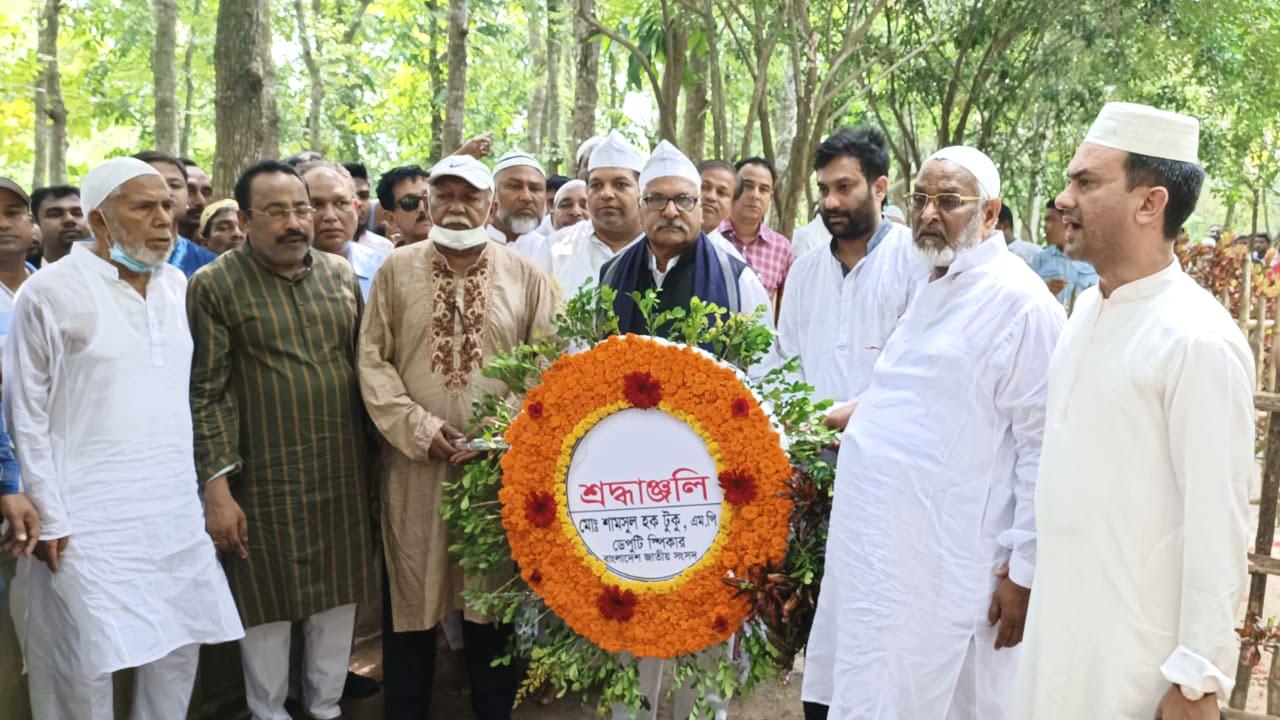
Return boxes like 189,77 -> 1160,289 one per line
527,401 -> 544,420
731,397 -> 751,418
719,470 -> 758,506
623,372 -> 663,409
524,491 -> 556,527
598,586 -> 637,621
713,615 -> 729,633
529,570 -> 543,585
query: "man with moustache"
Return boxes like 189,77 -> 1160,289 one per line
5,158 -> 243,718
1013,103 -> 1253,720
813,147 -> 1063,719
30,185 -> 91,265
178,157 -> 214,241
305,163 -> 387,300
697,159 -> 736,237
189,160 -> 376,720
358,154 -> 554,720
343,162 -> 395,254
133,151 -> 217,277
376,165 -> 433,247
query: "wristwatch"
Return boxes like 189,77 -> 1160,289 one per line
1177,684 -> 1205,702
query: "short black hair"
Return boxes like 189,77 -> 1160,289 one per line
31,185 -> 80,216
998,205 -> 1014,226
812,127 -> 890,181
375,165 -> 430,209
697,159 -> 735,176
1124,152 -> 1205,240
733,156 -> 776,185
234,160 -> 304,211
546,174 -> 571,193
342,162 -> 369,182
132,151 -> 187,181
179,156 -> 199,168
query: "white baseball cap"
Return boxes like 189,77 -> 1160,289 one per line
429,154 -> 494,192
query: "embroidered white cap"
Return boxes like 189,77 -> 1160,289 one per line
1084,101 -> 1200,164
81,157 -> 163,214
429,154 -> 494,192
922,146 -> 1001,199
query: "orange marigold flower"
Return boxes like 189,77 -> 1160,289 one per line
731,397 -> 751,418
719,470 -> 758,506
623,371 -> 663,409
598,586 -> 637,621
524,491 -> 556,527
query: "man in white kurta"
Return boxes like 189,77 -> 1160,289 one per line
817,147 -> 1064,719
1013,104 -> 1253,720
5,158 -> 243,719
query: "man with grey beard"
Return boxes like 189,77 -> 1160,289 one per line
486,151 -> 550,271
812,146 -> 1064,719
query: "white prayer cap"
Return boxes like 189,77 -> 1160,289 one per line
922,146 -> 1000,199
429,154 -> 494,192
553,179 -> 586,206
883,204 -> 906,222
587,130 -> 644,174
639,140 -> 701,192
1084,101 -> 1200,164
81,157 -> 163,215
493,150 -> 545,178
575,136 -> 606,166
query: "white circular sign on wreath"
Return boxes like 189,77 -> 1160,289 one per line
564,408 -> 724,583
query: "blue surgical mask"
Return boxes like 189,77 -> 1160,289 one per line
109,243 -> 163,273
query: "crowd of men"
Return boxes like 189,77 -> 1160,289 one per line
0,99 -> 1255,720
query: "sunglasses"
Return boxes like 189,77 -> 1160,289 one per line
396,194 -> 429,212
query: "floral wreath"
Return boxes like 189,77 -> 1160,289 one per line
441,287 -> 838,714
500,334 -> 793,658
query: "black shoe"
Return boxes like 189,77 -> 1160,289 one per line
343,670 -> 382,699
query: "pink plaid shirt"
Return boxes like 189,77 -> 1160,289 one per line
717,218 -> 794,299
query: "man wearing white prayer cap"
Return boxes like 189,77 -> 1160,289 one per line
4,156 -> 244,717
486,151 -> 548,248
538,130 -> 648,298
812,145 -> 1064,719
1013,103 -> 1253,720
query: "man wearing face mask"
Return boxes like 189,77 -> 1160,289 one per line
358,153 -> 555,720
5,157 -> 243,718
189,160 -> 377,720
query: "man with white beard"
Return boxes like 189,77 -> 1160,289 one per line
486,151 -> 550,272
812,146 -> 1064,719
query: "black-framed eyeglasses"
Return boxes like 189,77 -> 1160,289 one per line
641,194 -> 699,212
908,192 -> 982,213
250,205 -> 315,221
396,194 -> 428,212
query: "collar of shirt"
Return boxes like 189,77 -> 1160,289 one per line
241,237 -> 314,282
717,217 -> 784,247
647,244 -> 679,286
937,231 -> 1006,279
486,224 -> 510,245
71,242 -> 171,286
1105,257 -> 1181,305
828,219 -> 897,276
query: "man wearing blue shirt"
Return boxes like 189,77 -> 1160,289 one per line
1032,198 -> 1097,306
134,151 -> 218,277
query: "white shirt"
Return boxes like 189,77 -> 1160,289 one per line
542,220 -> 641,300
791,213 -> 832,259
1007,237 -> 1041,264
346,240 -> 388,300
1013,259 -> 1254,718
357,229 -> 394,255
3,245 -> 242,677
811,234 -> 1065,717
487,224 -> 550,274
776,221 -> 925,405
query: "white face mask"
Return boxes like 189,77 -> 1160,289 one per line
429,224 -> 491,251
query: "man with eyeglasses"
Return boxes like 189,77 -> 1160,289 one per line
342,161 -> 395,255
376,165 -> 433,247
358,153 -> 554,720
816,146 -> 1063,720
304,162 -> 387,300
189,160 -> 377,720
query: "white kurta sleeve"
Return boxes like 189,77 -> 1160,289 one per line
739,266 -> 781,381
993,300 -> 1064,588
774,261 -> 806,385
1158,331 -> 1254,696
2,291 -> 69,539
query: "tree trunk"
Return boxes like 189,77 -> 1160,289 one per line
772,67 -> 797,182
259,0 -> 279,160
213,0 -> 274,197
179,0 -> 202,157
680,51 -> 708,162
39,0 -> 67,185
442,0 -> 469,154
525,0 -> 546,153
703,0 -> 728,160
654,15 -> 686,144
32,67 -> 47,189
152,0 -> 179,155
293,0 -> 325,153
426,0 -> 445,162
544,0 -> 563,168
569,0 -> 599,156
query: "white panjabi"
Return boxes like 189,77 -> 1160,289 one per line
587,130 -> 644,173
492,150 -> 545,178
923,145 -> 1001,199
639,140 -> 701,191
80,157 -> 162,214
1084,101 -> 1200,164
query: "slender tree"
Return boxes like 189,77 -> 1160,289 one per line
442,0 -> 470,153
153,0 -> 179,155
213,0 -> 275,196
39,0 -> 67,185
568,0 -> 599,155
